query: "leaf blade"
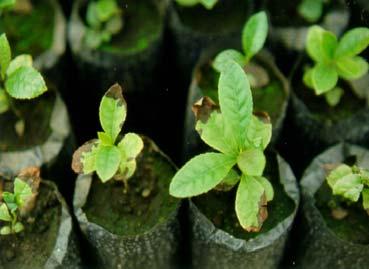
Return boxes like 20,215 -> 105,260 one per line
335,27 -> 369,59
95,145 -> 121,182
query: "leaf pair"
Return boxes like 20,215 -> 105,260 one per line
303,26 -> 369,106
175,0 -> 218,10
0,34 -> 47,114
72,84 -> 144,185
0,178 -> 32,235
212,11 -> 268,73
85,0 -> 123,49
170,61 -> 273,232
327,164 -> 369,212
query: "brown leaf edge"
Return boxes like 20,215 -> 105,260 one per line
71,139 -> 99,174
244,193 -> 268,233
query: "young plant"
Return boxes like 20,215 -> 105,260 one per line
298,0 -> 327,23
327,164 -> 369,215
72,83 -> 144,192
84,0 -> 123,49
0,33 -> 48,135
175,0 -> 218,10
170,61 -> 273,232
212,11 -> 268,74
0,178 -> 33,235
303,26 -> 369,106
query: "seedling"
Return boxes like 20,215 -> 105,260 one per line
72,84 -> 143,192
170,61 -> 273,232
0,33 -> 47,135
0,172 -> 38,235
303,26 -> 369,106
212,12 -> 268,75
298,0 -> 328,23
84,0 -> 123,49
175,0 -> 218,10
326,164 -> 369,216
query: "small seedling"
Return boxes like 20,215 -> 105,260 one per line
84,0 -> 123,49
170,61 -> 273,232
298,0 -> 328,23
212,11 -> 268,75
72,84 -> 144,192
175,0 -> 218,9
0,33 -> 47,135
327,164 -> 369,216
303,26 -> 369,106
0,178 -> 32,235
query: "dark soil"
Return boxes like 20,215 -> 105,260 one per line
0,182 -> 61,268
0,90 -> 55,152
194,154 -> 295,240
0,0 -> 54,57
83,139 -> 179,236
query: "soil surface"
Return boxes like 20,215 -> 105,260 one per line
83,139 -> 179,236
0,0 -> 54,57
197,58 -> 286,126
315,181 -> 369,244
194,154 -> 295,240
175,0 -> 250,34
0,182 -> 61,268
0,91 -> 55,152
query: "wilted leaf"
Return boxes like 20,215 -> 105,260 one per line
71,139 -> 99,174
246,113 -> 272,149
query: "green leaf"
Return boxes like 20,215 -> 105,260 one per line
95,145 -> 121,182
335,28 -> 369,59
327,164 -> 352,188
256,176 -> 274,201
98,132 -> 114,145
118,160 -> 137,180
332,174 -> 363,202
13,222 -> 24,233
175,0 -> 199,7
169,153 -> 237,198
0,204 -> 11,222
96,0 -> 120,22
0,0 -> 16,9
218,61 -> 253,151
363,188 -> 369,210
235,175 -> 266,232
0,226 -> 11,235
306,26 -> 337,63
325,87 -> 344,107
200,0 -> 218,9
81,144 -> 100,174
298,0 -> 323,23
6,54 -> 33,77
0,33 -> 11,79
246,115 -> 272,149
336,56 -> 369,80
2,192 -> 16,212
86,2 -> 100,28
312,63 -> 338,95
303,67 -> 314,88
242,11 -> 268,62
195,111 -> 236,156
237,149 -> 266,176
84,29 -> 105,49
0,88 -> 9,114
5,66 -> 47,99
99,84 -> 127,143
212,49 -> 245,73
106,14 -> 123,34
117,133 -> 144,160
13,178 -> 32,208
